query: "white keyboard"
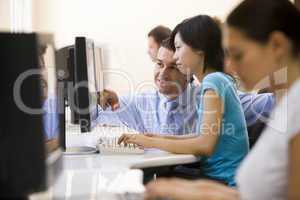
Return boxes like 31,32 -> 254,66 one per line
97,137 -> 144,155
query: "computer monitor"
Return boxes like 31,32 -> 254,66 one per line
74,37 -> 99,133
56,45 -> 80,125
56,44 -> 97,154
0,33 -> 63,198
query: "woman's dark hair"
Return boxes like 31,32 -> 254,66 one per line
169,15 -> 225,72
227,0 -> 300,57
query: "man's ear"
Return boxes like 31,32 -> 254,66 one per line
268,31 -> 292,60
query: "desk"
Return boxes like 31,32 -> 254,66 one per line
65,125 -> 200,169
31,125 -> 199,199
41,151 -> 198,199
63,149 -> 199,170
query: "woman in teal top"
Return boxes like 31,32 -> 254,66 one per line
119,15 -> 249,186
197,72 -> 249,186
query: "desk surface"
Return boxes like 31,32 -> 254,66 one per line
66,125 -> 200,169
37,124 -> 199,199
40,150 -> 198,199
63,149 -> 199,170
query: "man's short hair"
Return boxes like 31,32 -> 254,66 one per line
148,25 -> 172,46
160,37 -> 173,51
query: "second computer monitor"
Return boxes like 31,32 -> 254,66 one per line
74,37 -> 98,132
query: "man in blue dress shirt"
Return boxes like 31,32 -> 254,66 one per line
97,43 -> 275,136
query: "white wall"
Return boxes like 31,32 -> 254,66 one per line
32,0 -> 242,95
0,0 -> 11,31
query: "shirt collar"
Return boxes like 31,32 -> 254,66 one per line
158,83 -> 195,108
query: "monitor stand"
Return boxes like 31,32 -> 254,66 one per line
63,146 -> 97,155
60,99 -> 98,155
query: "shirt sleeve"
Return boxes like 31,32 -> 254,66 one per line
96,94 -> 145,132
239,92 -> 275,126
201,73 -> 229,102
196,73 -> 229,132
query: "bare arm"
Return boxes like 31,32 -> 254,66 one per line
288,133 -> 300,200
120,90 -> 223,156
164,134 -> 199,140
146,133 -> 199,140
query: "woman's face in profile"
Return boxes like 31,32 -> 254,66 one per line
225,27 -> 280,90
173,33 -> 204,76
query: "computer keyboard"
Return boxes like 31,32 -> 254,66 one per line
65,122 -> 145,154
97,136 -> 144,155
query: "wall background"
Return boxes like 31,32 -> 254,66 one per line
0,0 -> 11,31
1,0 -> 297,94
31,0 -> 243,95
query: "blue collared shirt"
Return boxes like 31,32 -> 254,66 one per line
97,84 -> 275,134
238,91 -> 275,126
97,84 -> 198,135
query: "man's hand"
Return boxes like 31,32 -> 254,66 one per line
97,89 -> 120,111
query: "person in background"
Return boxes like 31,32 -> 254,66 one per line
225,39 -> 275,148
38,45 -> 60,152
144,0 -> 300,199
119,15 -> 249,187
221,16 -> 275,130
147,25 -> 172,62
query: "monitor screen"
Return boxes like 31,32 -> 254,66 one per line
56,46 -> 81,126
74,37 -> 98,132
